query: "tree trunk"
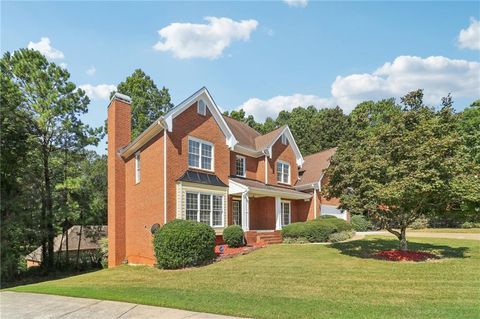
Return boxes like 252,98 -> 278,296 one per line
65,225 -> 69,267
399,227 -> 408,251
42,143 -> 54,269
75,225 -> 83,269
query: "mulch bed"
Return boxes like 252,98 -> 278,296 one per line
215,243 -> 267,260
375,250 -> 439,262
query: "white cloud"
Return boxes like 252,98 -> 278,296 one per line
283,0 -> 308,8
79,84 -> 116,100
86,66 -> 96,76
27,37 -> 65,60
458,18 -> 480,50
331,55 -> 480,110
238,55 -> 480,120
59,62 -> 68,69
153,17 -> 258,59
240,94 -> 332,122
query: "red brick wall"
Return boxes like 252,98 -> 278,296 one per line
266,139 -> 299,186
166,102 -> 230,221
107,97 -> 131,267
230,152 -> 261,180
124,132 -> 164,265
249,197 -> 276,230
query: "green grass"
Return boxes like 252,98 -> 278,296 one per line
9,236 -> 480,319
408,228 -> 480,234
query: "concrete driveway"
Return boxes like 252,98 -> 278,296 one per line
0,292 -> 244,319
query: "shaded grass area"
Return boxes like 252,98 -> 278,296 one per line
9,236 -> 480,319
408,228 -> 480,234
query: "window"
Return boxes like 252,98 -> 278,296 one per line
277,161 -> 290,184
281,201 -> 291,226
232,200 -> 242,226
197,99 -> 206,115
135,152 -> 141,184
188,138 -> 213,171
235,155 -> 246,177
281,134 -> 289,145
185,192 -> 224,227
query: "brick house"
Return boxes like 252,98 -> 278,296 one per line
108,87 -> 346,267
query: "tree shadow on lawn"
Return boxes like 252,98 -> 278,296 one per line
329,238 -> 470,261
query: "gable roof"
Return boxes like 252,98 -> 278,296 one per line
222,115 -> 261,149
119,87 -> 304,166
295,147 -> 337,189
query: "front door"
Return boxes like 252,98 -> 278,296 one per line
232,199 -> 242,226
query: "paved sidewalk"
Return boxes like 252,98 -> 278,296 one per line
0,291 -> 245,319
356,231 -> 480,240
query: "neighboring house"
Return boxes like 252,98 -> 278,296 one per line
108,87 -> 346,267
25,225 -> 107,268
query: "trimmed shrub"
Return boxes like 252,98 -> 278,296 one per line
328,230 -> 355,243
317,215 -> 337,220
223,225 -> 244,247
350,215 -> 372,231
153,219 -> 216,269
282,218 -> 352,243
461,221 -> 475,229
283,237 -> 308,244
410,216 -> 430,229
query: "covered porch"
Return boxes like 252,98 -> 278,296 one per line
228,178 -> 312,234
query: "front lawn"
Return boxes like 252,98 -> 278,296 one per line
408,228 -> 480,234
9,236 -> 480,319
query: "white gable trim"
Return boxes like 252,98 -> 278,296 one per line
265,126 -> 304,166
163,87 -> 237,148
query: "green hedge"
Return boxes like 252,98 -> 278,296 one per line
350,215 -> 372,231
223,225 -> 244,247
153,219 -> 216,269
282,218 -> 353,243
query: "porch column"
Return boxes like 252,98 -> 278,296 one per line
275,196 -> 282,230
241,192 -> 249,231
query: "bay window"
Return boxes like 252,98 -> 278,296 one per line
185,192 -> 224,227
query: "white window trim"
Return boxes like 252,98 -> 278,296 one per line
235,155 -> 246,177
185,191 -> 225,228
188,136 -> 214,172
277,160 -> 291,185
197,99 -> 206,116
135,152 -> 141,184
281,200 -> 291,227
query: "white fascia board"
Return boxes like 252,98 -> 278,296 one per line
120,120 -> 165,158
233,144 -> 263,158
163,87 -> 238,149
249,186 -> 311,200
265,126 -> 304,166
294,182 -> 320,191
229,179 -> 249,195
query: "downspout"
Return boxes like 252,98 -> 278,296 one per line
313,188 -> 317,219
163,130 -> 167,225
264,155 -> 268,184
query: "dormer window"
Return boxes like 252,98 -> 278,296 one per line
235,155 -> 246,177
281,134 -> 289,145
197,99 -> 206,116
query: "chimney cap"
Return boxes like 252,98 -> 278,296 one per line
110,92 -> 132,105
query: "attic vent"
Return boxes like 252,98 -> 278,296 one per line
281,134 -> 289,145
197,99 -> 206,116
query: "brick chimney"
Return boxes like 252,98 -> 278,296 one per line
107,93 -> 131,267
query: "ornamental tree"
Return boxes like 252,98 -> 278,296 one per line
325,90 -> 467,251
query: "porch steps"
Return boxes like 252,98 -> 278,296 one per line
244,231 -> 282,245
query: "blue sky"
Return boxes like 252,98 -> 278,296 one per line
2,1 -> 479,154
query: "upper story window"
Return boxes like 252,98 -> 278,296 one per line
188,137 -> 213,171
135,152 -> 141,184
197,99 -> 206,116
281,134 -> 289,145
235,155 -> 246,177
277,160 -> 290,184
